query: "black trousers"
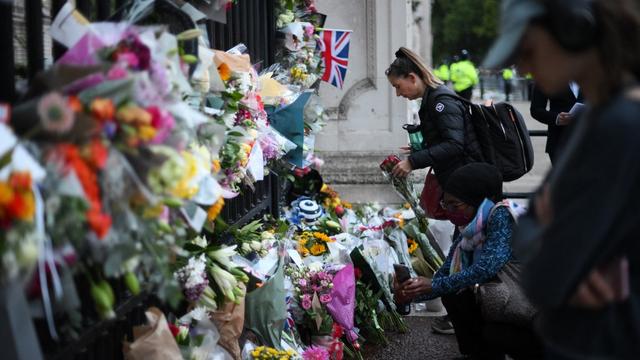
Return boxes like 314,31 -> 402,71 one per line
442,289 -> 542,360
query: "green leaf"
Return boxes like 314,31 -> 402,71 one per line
183,242 -> 205,253
0,147 -> 14,169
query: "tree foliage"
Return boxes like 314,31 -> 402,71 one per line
432,0 -> 499,67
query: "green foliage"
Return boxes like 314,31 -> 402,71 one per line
432,0 -> 499,65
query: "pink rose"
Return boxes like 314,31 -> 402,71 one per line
107,65 -> 128,80
298,279 -> 307,287
320,294 -> 332,304
302,297 -> 312,310
304,24 -> 315,37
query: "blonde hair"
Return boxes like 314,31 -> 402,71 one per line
385,47 -> 443,88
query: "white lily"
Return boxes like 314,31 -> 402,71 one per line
209,263 -> 237,301
208,245 -> 238,270
250,241 -> 263,251
192,235 -> 208,248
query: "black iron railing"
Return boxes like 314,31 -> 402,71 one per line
1,1 -> 281,359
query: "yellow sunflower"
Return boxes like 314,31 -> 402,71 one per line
312,231 -> 333,243
407,238 -> 419,255
310,243 -> 327,256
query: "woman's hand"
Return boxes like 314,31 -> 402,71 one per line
392,160 -> 413,178
398,277 -> 432,301
399,146 -> 412,155
569,257 -> 629,309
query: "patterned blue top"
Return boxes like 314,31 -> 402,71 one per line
420,206 -> 514,300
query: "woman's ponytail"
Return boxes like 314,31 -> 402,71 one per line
385,47 -> 443,88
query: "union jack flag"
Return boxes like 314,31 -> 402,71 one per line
318,29 -> 352,89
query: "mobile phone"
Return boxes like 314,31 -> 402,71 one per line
393,263 -> 413,315
394,264 -> 412,284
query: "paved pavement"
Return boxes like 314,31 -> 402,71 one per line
362,316 -> 460,360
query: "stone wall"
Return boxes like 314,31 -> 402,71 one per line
315,0 -> 433,203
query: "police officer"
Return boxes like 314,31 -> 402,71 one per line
434,59 -> 450,83
450,49 -> 479,100
502,66 -> 514,101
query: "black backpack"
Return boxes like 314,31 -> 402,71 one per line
428,93 -> 534,182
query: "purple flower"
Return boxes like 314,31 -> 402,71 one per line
103,121 -> 117,139
319,294 -> 332,304
298,279 -> 307,287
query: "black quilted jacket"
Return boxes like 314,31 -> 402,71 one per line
408,85 -> 483,185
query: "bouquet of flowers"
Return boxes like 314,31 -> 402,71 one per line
175,235 -> 249,309
295,231 -> 334,257
379,155 -> 419,211
0,170 -> 40,282
379,155 -> 444,270
354,277 -> 388,346
286,265 -> 335,336
250,346 -> 297,360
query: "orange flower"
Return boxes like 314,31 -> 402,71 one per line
90,98 -> 115,121
137,125 -> 157,142
86,208 -> 112,239
68,95 -> 83,113
0,182 -> 14,206
86,139 -> 108,169
217,63 -> 232,82
212,159 -> 221,173
7,192 -> 34,221
9,172 -> 31,191
207,197 -> 225,221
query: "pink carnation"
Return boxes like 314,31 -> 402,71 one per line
302,346 -> 329,360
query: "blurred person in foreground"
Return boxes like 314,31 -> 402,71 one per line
484,0 -> 640,358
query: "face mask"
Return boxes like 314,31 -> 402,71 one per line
446,209 -> 474,226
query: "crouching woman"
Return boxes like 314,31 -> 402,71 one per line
395,163 -> 541,359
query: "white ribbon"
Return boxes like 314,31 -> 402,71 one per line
35,185 -> 63,340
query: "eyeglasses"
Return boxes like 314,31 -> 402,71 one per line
440,199 -> 467,212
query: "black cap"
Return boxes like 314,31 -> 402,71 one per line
443,163 -> 503,208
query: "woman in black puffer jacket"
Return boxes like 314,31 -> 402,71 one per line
386,47 -> 483,186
